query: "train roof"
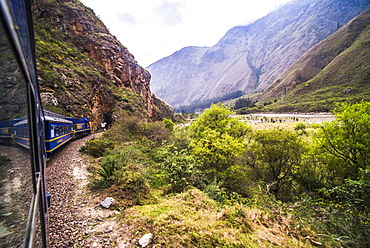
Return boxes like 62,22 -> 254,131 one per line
14,116 -> 73,126
43,109 -> 72,123
44,116 -> 73,124
66,117 -> 89,123
14,119 -> 28,126
44,109 -> 66,119
0,119 -> 21,127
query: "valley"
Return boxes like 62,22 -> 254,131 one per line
149,0 -> 370,113
27,0 -> 370,247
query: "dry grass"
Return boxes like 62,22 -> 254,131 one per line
123,188 -> 323,247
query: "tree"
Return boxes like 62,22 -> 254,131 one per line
189,103 -> 250,140
188,104 -> 251,181
316,101 -> 370,183
245,128 -> 306,198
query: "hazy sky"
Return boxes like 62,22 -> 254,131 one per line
80,0 -> 291,67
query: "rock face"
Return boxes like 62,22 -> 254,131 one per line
148,0 -> 370,108
32,0 -> 166,130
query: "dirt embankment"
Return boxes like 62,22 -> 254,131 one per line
46,134 -> 135,247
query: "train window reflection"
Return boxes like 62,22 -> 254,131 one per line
0,14 -> 33,247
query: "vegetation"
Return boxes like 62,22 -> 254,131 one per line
81,102 -> 369,247
175,90 -> 244,113
233,97 -> 257,110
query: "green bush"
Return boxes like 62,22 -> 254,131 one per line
80,138 -> 115,158
163,118 -> 174,131
294,123 -> 307,136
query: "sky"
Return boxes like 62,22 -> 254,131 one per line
80,0 -> 291,67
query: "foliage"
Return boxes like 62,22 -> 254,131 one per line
163,118 -> 174,131
188,104 -> 251,181
175,90 -> 244,113
245,128 -> 307,198
203,178 -> 249,205
110,87 -> 150,118
90,145 -> 154,207
154,145 -> 200,193
95,154 -> 121,187
294,123 -> 308,136
189,103 -> 250,140
315,101 -> 370,183
140,121 -> 173,146
79,138 -> 115,158
317,167 -> 370,246
80,100 -> 370,247
233,97 -> 256,109
103,116 -> 173,146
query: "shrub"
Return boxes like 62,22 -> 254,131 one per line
294,123 -> 307,136
152,145 -> 200,193
163,118 -> 174,131
245,128 -> 307,199
79,138 -> 115,157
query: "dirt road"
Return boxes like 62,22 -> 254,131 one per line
46,134 -> 134,247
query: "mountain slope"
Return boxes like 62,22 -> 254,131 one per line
148,0 -> 370,108
261,9 -> 370,112
32,0 -> 171,130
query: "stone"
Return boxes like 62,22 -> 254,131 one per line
138,233 -> 153,247
100,197 -> 114,208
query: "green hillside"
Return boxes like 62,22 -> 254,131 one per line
260,9 -> 370,112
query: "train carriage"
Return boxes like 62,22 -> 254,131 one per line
0,118 -> 20,144
13,118 -> 30,149
13,112 -> 74,157
66,117 -> 91,139
44,115 -> 74,156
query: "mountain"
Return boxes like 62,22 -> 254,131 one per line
32,0 -> 172,131
148,0 -> 370,108
260,8 -> 370,112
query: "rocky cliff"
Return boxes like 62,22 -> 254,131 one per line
149,0 -> 370,108
32,0 -> 168,131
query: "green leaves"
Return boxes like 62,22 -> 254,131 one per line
316,101 -> 370,182
247,128 -> 306,198
188,104 -> 251,181
189,103 -> 251,140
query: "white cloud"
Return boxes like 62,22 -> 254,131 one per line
80,0 -> 291,67
155,1 -> 183,26
118,12 -> 137,25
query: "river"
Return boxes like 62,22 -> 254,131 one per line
241,113 -> 335,124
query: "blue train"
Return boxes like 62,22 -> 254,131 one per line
0,1 -> 89,247
66,116 -> 91,138
0,119 -> 20,145
9,111 -> 90,157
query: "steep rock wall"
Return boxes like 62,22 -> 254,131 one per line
32,0 -> 162,130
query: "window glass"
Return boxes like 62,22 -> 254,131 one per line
0,9 -> 33,247
51,125 -> 54,138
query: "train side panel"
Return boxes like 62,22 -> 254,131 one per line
44,118 -> 73,156
66,117 -> 91,138
14,120 -> 30,149
0,119 -> 19,144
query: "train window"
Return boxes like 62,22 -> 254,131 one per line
50,125 -> 55,138
0,12 -> 33,247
